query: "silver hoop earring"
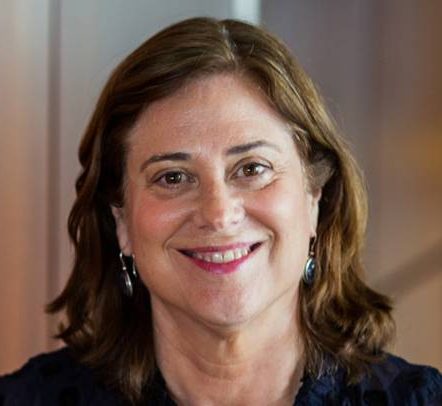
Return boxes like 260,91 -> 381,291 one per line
302,238 -> 316,285
119,251 -> 138,297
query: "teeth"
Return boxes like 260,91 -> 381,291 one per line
212,253 -> 223,263
192,247 -> 251,263
223,251 -> 235,262
234,249 -> 243,260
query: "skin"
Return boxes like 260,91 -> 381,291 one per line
112,74 -> 321,405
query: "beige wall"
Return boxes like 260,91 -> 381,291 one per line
0,0 -> 50,374
375,0 -> 442,369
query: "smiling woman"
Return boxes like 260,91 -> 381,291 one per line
1,17 -> 441,406
112,74 -> 319,333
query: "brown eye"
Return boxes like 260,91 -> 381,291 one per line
154,170 -> 195,189
232,161 -> 273,189
241,162 -> 266,177
164,172 -> 183,184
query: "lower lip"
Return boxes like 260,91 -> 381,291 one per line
185,250 -> 258,274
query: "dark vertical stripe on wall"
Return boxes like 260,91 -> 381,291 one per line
47,0 -> 61,349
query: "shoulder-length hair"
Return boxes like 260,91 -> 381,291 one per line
48,17 -> 394,403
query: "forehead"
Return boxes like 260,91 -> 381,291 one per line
128,74 -> 292,148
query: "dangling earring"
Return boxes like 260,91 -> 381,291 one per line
130,254 -> 138,280
119,251 -> 138,297
302,237 -> 316,285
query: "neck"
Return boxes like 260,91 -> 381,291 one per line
152,294 -> 305,406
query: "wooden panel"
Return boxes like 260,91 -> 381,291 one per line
0,0 -> 50,374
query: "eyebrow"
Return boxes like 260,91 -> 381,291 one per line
139,140 -> 281,172
225,140 -> 281,155
139,152 -> 191,172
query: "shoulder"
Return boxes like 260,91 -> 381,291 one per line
298,354 -> 442,405
0,348 -> 123,405
349,354 -> 442,405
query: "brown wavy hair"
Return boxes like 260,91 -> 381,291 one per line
48,17 -> 394,403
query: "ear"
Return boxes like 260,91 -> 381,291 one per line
307,188 -> 322,237
111,206 -> 132,255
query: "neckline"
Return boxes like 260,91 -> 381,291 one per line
145,365 -> 343,405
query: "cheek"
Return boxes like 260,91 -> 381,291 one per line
247,178 -> 311,237
127,192 -> 188,249
246,178 -> 312,275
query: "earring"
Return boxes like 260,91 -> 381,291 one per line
302,238 -> 316,285
119,251 -> 138,297
130,254 -> 138,280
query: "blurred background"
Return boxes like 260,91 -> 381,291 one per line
1,0 -> 441,374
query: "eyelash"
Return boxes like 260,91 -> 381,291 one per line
152,161 -> 272,190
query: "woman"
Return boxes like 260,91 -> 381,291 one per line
1,17 -> 441,405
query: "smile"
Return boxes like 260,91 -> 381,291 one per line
178,242 -> 262,274
192,247 -> 250,263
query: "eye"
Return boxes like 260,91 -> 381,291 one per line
232,160 -> 274,190
163,172 -> 183,184
154,170 -> 195,188
236,162 -> 269,178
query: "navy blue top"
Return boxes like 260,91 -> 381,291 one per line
0,348 -> 441,405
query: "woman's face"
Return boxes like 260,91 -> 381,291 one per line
113,74 -> 320,328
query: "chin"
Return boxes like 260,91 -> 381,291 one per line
188,291 -> 270,331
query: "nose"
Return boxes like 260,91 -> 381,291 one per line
194,181 -> 245,231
